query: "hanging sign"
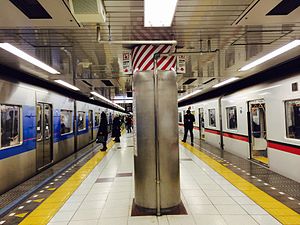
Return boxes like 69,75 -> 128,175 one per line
176,55 -> 186,74
122,51 -> 132,74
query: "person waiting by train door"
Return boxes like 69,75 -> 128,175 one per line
96,112 -> 108,151
182,109 -> 195,145
112,115 -> 121,142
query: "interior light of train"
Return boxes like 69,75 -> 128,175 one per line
178,89 -> 202,102
0,43 -> 60,74
212,77 -> 240,88
144,0 -> 178,27
239,40 -> 300,71
54,80 -> 80,91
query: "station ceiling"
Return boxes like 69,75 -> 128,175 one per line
0,0 -> 299,102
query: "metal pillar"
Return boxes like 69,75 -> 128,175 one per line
133,69 -> 181,214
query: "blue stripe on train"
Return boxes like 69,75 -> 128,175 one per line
0,106 -> 97,160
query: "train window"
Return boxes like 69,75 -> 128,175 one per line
0,105 -> 21,148
95,112 -> 100,127
285,99 -> 300,139
60,110 -> 73,135
78,111 -> 86,131
226,106 -> 237,130
179,112 -> 182,123
208,109 -> 216,127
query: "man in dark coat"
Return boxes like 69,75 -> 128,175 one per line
182,109 -> 195,145
97,112 -> 108,151
112,115 -> 121,142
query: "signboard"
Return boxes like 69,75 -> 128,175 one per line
122,51 -> 132,74
176,55 -> 186,74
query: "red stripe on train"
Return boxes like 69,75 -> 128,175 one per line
179,124 -> 299,156
268,141 -> 300,156
223,132 -> 248,142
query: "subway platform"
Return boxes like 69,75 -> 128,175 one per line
1,133 -> 300,225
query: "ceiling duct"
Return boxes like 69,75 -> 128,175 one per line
101,80 -> 114,87
182,78 -> 197,85
69,0 -> 106,24
233,0 -> 300,25
9,0 -> 52,19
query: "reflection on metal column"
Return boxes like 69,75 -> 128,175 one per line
133,70 -> 181,214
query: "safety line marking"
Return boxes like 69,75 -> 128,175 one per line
181,142 -> 300,225
19,139 -> 115,225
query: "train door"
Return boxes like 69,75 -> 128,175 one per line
199,108 -> 205,140
248,100 -> 268,165
88,110 -> 93,141
36,103 -> 53,170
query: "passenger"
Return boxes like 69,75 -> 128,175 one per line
182,109 -> 195,145
126,116 -> 132,133
112,115 -> 121,142
96,112 -> 108,151
60,115 -> 66,134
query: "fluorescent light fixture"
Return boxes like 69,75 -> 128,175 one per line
91,91 -> 125,111
113,100 -> 133,104
144,0 -> 178,27
239,40 -> 300,71
91,91 -> 109,102
54,80 -> 80,91
0,43 -> 60,74
178,89 -> 202,102
212,77 -> 240,88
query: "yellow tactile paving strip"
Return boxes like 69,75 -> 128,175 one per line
253,156 -> 269,164
181,142 -> 300,225
19,140 -> 115,225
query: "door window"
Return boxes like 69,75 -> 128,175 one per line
78,111 -> 86,131
36,104 -> 42,141
44,105 -> 51,139
95,112 -> 100,127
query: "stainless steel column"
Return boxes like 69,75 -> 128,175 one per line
157,70 -> 180,209
133,70 -> 180,212
133,71 -> 157,209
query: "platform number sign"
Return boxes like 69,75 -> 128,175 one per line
122,51 -> 132,75
176,55 -> 186,74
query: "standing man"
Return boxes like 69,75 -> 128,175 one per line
182,109 -> 195,145
112,115 -> 121,142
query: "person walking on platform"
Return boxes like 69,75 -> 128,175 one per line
182,109 -> 195,145
112,115 -> 121,142
96,112 -> 108,151
126,116 -> 132,133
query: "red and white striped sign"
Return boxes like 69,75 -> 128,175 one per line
132,45 -> 176,71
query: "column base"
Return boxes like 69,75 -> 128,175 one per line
131,199 -> 187,216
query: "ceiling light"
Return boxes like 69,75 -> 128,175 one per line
0,43 -> 60,74
178,89 -> 202,102
239,40 -> 300,71
90,91 -> 109,102
91,91 -> 125,111
144,0 -> 178,27
212,77 -> 240,88
54,80 -> 80,91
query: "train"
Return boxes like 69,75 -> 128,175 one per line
0,78 -> 125,194
179,74 -> 300,183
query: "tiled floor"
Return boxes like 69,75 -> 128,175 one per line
47,133 -> 282,225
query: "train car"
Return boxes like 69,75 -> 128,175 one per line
179,74 -> 300,182
0,79 -> 123,194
